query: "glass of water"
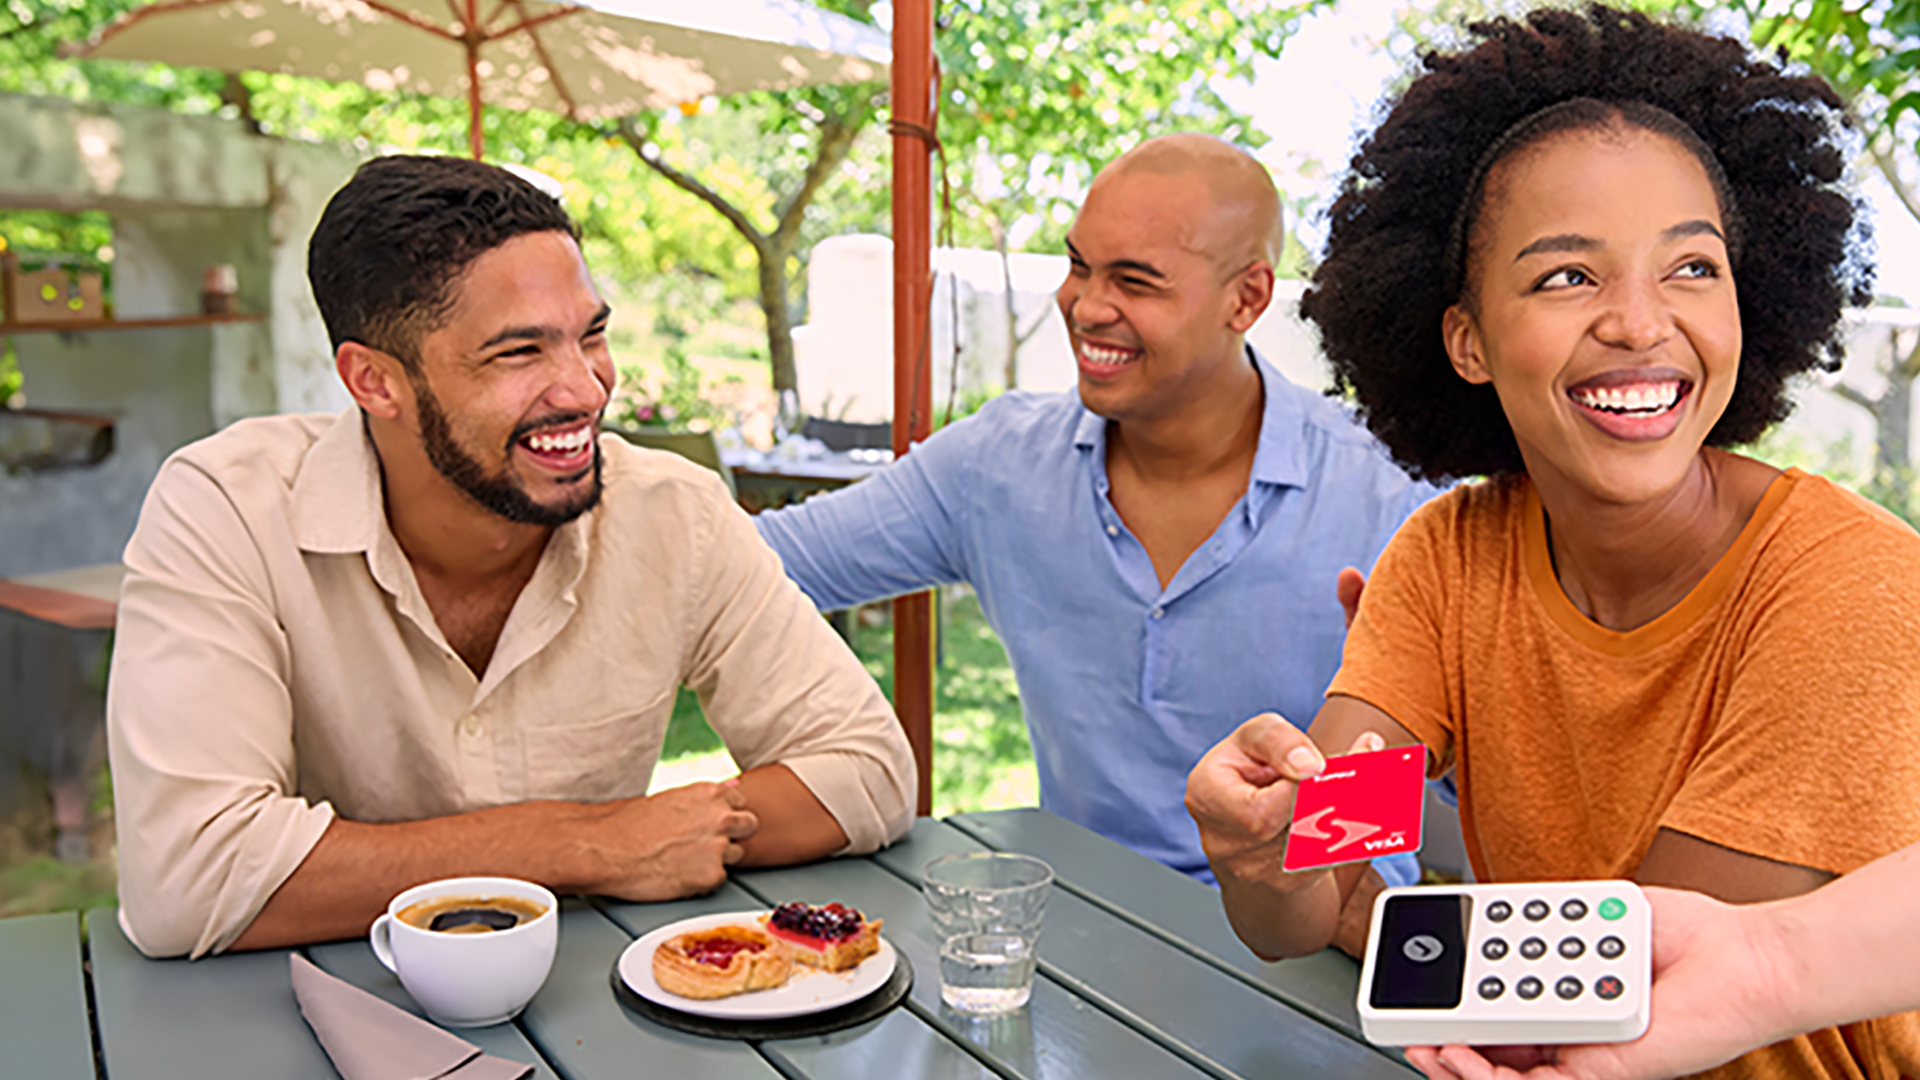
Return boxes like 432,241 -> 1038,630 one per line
922,852 -> 1054,1015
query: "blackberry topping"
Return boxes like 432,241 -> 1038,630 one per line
769,901 -> 864,941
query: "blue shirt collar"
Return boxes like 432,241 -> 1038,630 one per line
1072,345 -> 1311,491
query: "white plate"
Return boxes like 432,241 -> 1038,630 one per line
618,910 -> 896,1020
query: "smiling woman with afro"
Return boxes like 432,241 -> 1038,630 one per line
1182,9 -> 1920,1080
1301,2 -> 1870,481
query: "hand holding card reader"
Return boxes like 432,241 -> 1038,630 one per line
1357,882 -> 1651,1047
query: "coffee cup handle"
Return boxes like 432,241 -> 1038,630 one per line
369,914 -> 399,974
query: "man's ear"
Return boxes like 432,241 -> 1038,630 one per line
337,342 -> 409,420
1226,261 -> 1275,334
1442,304 -> 1493,386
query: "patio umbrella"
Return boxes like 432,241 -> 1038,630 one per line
75,0 -> 890,158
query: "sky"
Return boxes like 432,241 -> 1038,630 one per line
1228,0 -> 1920,306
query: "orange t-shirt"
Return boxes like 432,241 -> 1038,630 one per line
1331,467 -> 1920,1080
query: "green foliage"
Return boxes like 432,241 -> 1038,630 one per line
609,344 -> 736,429
1729,0 -> 1920,127
0,338 -> 20,407
934,0 -> 1324,254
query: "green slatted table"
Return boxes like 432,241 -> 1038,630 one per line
0,812 -> 1412,1079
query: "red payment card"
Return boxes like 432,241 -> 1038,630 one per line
1282,744 -> 1428,872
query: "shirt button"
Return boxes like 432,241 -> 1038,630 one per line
1150,607 -> 1164,620
463,713 -> 481,735
1105,524 -> 1119,537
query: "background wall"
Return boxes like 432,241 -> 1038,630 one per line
0,93 -> 361,578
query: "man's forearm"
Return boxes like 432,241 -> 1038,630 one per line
229,799 -> 611,952
732,764 -> 849,867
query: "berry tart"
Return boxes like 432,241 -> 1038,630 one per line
652,923 -> 794,1000
760,901 -> 883,972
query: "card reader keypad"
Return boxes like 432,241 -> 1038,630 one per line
1359,882 -> 1651,1047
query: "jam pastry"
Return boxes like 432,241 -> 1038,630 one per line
652,923 -> 793,1000
760,901 -> 883,972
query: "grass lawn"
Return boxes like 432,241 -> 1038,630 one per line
654,587 -> 1038,818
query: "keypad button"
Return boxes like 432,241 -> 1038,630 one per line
1519,936 -> 1547,961
1558,936 -> 1585,960
1482,937 -> 1509,961
1597,935 -> 1626,960
1561,899 -> 1588,921
1516,976 -> 1544,1000
1478,976 -> 1505,1000
1598,896 -> 1628,921
1556,976 -> 1583,1001
1595,976 -> 1624,1001
1486,901 -> 1513,922
1523,899 -> 1550,922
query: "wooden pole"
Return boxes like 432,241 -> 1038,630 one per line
465,0 -> 484,159
890,0 -> 935,817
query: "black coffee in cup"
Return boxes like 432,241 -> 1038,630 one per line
396,894 -> 549,934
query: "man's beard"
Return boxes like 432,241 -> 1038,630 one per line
413,377 -> 603,527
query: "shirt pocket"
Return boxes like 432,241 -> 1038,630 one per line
521,693 -> 672,802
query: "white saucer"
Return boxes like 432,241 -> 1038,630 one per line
617,910 -> 896,1020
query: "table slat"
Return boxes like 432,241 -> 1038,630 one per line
865,821 -> 1414,1079
945,808 -> 1376,1039
88,907 -> 338,1080
305,940 -> 562,1080
0,912 -> 95,1080
732,854 -> 1224,1080
514,896 -> 785,1080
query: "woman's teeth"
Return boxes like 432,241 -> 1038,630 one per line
525,427 -> 592,453
1571,382 -> 1682,416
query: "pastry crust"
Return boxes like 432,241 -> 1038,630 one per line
760,911 -> 884,972
652,924 -> 793,1000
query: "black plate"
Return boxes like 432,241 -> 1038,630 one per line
610,948 -> 914,1041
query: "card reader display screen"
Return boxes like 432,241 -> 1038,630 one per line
1370,894 -> 1469,1010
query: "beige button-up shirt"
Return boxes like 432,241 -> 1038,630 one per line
108,410 -> 915,958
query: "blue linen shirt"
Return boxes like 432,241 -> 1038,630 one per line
755,349 -> 1441,882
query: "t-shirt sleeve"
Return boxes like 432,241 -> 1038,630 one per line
1326,494 -> 1462,774
683,475 -> 916,854
107,458 -> 335,959
1659,504 -> 1920,877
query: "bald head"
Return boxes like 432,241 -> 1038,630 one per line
1092,134 -> 1284,274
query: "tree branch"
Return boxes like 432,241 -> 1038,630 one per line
1895,328 -> 1920,383
771,96 -> 875,251
1830,381 -> 1879,412
615,117 -> 770,256
1871,138 -> 1920,227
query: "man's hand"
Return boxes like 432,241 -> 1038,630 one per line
580,779 -> 759,901
1404,888 -> 1783,1080
1338,567 -> 1367,630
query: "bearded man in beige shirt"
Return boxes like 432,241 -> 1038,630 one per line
105,155 -> 916,959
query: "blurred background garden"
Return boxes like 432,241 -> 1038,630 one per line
5,0 -> 1920,918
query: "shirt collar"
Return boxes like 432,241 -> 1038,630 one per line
1071,345 -> 1311,491
292,408 -> 387,555
290,408 -> 592,606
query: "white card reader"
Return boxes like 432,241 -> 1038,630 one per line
1357,881 -> 1651,1047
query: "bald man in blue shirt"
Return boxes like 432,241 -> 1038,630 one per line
756,135 -> 1440,933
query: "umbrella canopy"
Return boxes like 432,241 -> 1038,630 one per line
77,0 -> 890,157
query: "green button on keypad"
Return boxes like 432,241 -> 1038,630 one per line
1598,897 -> 1627,921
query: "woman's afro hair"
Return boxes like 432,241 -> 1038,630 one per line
1298,3 -> 1871,481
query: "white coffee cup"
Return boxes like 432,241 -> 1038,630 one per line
368,876 -> 559,1027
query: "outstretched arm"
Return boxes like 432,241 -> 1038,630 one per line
1408,842 -> 1920,1080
